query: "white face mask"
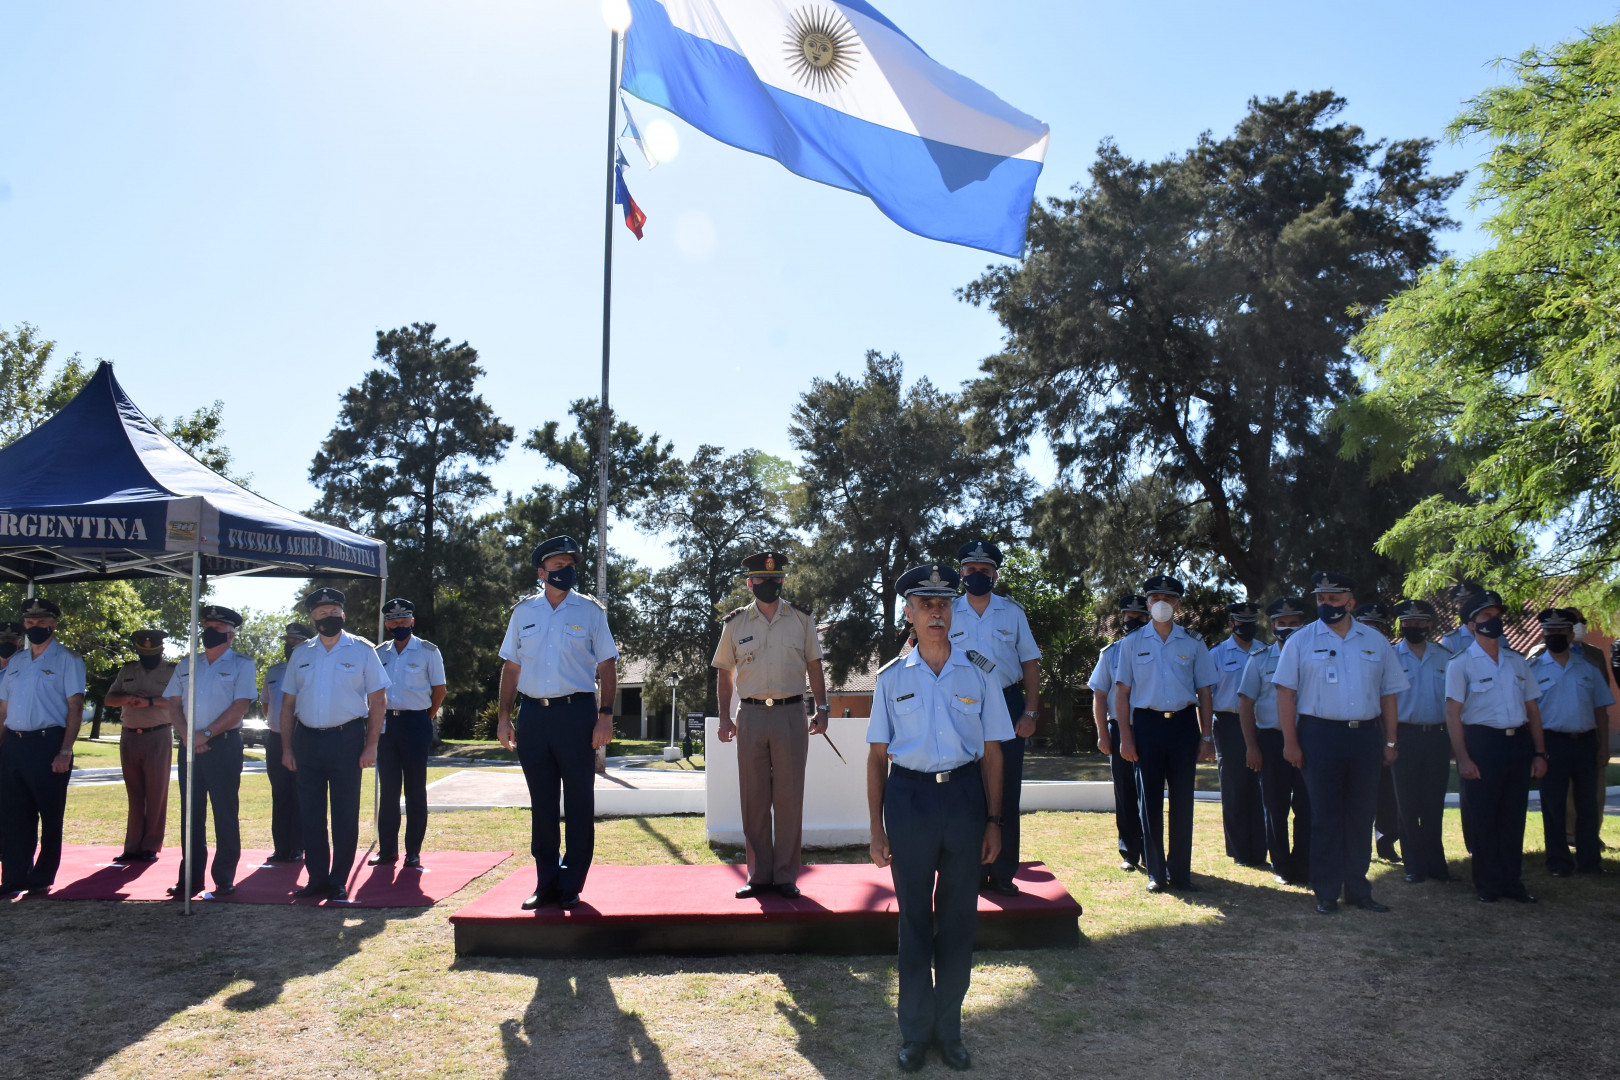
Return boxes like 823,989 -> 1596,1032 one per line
1572,622 -> 1587,642
1150,600 -> 1175,624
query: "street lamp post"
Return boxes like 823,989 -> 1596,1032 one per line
664,673 -> 681,762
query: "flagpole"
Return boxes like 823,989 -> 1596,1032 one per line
595,25 -> 622,602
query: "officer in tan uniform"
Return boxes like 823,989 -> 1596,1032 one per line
712,551 -> 829,899
104,629 -> 177,863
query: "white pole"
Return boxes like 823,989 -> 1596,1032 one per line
373,573 -> 386,835
181,552 -> 200,916
667,677 -> 677,749
24,577 -> 33,600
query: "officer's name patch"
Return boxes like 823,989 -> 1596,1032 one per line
738,636 -> 754,644
895,693 -> 915,702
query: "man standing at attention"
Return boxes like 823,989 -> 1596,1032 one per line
105,629 -> 176,864
867,563 -> 1009,1074
497,536 -> 618,911
1090,594 -> 1148,872
1209,601 -> 1268,869
261,622 -> 312,863
1528,607 -> 1612,878
372,598 -> 447,871
712,551 -> 828,900
949,539 -> 1040,896
1388,600 -> 1455,884
1237,596 -> 1311,886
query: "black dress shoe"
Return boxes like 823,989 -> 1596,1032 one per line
1315,898 -> 1339,914
1377,849 -> 1402,863
897,1042 -> 928,1072
328,887 -> 349,903
1119,860 -> 1139,873
1145,878 -> 1167,894
1477,891 -> 1499,903
1549,867 -> 1573,878
1506,889 -> 1537,904
212,885 -> 236,897
167,885 -> 197,898
1169,880 -> 1198,892
1431,871 -> 1457,883
776,884 -> 802,899
116,852 -> 142,863
1353,898 -> 1390,912
559,893 -> 582,910
403,855 -> 422,869
1404,872 -> 1426,884
735,883 -> 771,899
136,851 -> 160,863
939,1040 -> 972,1071
367,854 -> 397,867
293,883 -> 329,899
986,879 -> 1021,897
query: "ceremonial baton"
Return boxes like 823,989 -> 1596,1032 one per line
820,730 -> 847,765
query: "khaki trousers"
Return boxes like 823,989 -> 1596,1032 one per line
735,703 -> 809,886
120,725 -> 172,856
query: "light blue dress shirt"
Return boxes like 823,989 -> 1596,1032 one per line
164,648 -> 259,728
262,661 -> 288,734
1237,643 -> 1284,730
1444,641 -> 1538,729
1438,625 -> 1474,656
1113,623 -> 1217,713
948,594 -> 1041,690
1087,640 -> 1125,721
866,647 -> 1016,773
0,640 -> 86,730
1272,619 -> 1409,721
499,590 -> 619,698
281,632 -> 391,729
376,636 -> 447,711
1210,634 -> 1266,713
1392,639 -> 1452,726
1526,651 -> 1613,733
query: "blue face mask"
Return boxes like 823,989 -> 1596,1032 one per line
1276,625 -> 1299,643
1474,615 -> 1505,639
962,571 -> 994,597
1317,603 -> 1348,624
546,564 -> 577,593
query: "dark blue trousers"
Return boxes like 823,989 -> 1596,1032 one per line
1107,718 -> 1143,865
516,695 -> 596,897
986,685 -> 1025,887
176,729 -> 243,893
1213,711 -> 1267,864
1391,723 -> 1451,879
1131,707 -> 1200,886
263,731 -> 302,858
377,709 -> 433,859
1255,727 -> 1310,882
0,729 -> 70,891
1461,725 -> 1533,897
1375,765 -> 1401,858
884,761 -> 986,1045
1298,717 -> 1382,904
293,719 -> 365,891
1542,730 -> 1602,873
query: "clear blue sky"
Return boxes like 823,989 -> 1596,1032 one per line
1,1 -> 1611,614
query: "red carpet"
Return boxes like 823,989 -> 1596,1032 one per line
450,861 -> 1081,957
26,845 -> 510,907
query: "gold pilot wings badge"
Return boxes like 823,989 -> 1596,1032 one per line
956,696 -> 978,705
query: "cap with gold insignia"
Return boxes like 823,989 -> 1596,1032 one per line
0,621 -> 23,643
131,629 -> 167,653
284,622 -> 314,642
1445,580 -> 1484,604
1353,601 -> 1391,629
303,587 -> 345,612
1393,599 -> 1437,621
897,563 -> 960,598
1310,571 -> 1356,594
1266,596 -> 1308,620
1139,573 -> 1185,598
381,598 -> 415,618
956,539 -> 1003,568
1459,589 -> 1505,623
1226,601 -> 1261,623
1117,593 -> 1149,615
1536,607 -> 1575,629
200,605 -> 243,627
21,597 -> 61,618
531,535 -> 582,568
738,551 -> 788,578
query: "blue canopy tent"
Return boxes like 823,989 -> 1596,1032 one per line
0,361 -> 388,912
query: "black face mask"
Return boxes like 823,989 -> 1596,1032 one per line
750,579 -> 783,605
1276,625 -> 1300,644
139,654 -> 162,669
0,642 -> 17,659
1401,626 -> 1428,644
1545,634 -> 1570,654
201,628 -> 229,649
390,626 -> 412,642
962,571 -> 994,597
1317,603 -> 1348,625
546,564 -> 577,593
1122,617 -> 1148,635
315,615 -> 345,637
1474,616 -> 1505,639
25,626 -> 53,645
1233,624 -> 1256,642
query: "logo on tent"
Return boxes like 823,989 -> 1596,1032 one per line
168,521 -> 198,543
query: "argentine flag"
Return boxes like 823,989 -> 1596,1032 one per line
622,0 -> 1050,258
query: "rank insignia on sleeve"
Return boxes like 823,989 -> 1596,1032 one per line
965,650 -> 995,673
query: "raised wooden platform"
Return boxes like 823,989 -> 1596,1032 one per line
449,861 -> 1081,958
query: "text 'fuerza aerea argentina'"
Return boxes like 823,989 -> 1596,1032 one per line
225,527 -> 380,570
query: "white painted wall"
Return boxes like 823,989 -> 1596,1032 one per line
705,715 -> 872,847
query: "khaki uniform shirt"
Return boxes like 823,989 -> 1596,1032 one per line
110,660 -> 179,728
711,600 -> 822,700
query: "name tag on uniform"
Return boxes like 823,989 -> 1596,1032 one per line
895,693 -> 915,702
738,636 -> 754,644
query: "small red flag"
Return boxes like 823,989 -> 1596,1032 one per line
614,165 -> 646,240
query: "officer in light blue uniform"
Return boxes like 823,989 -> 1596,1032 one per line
260,622 -> 312,862
1114,573 -> 1218,893
1237,596 -> 1311,885
1090,594 -> 1148,871
1210,601 -> 1268,868
0,598 -> 86,895
950,538 -> 1041,896
1355,601 -> 1404,865
279,588 -> 390,902
1527,607 -> 1611,877
867,562 -> 1011,1074
1438,581 -> 1484,854
497,535 -> 619,911
164,605 -> 257,898
1274,572 -> 1408,914
1446,589 -> 1547,903
372,598 -> 447,871
1389,600 -> 1455,884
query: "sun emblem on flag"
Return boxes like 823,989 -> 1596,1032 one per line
784,6 -> 861,94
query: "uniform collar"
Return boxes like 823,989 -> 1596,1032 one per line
21,638 -> 65,664
386,634 -> 420,655
1531,648 -> 1573,669
1466,639 -> 1504,664
1223,634 -> 1263,654
197,646 -> 239,666
902,646 -> 968,671
952,592 -> 1002,614
1137,621 -> 1193,644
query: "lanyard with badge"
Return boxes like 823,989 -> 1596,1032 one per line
1326,648 -> 1339,685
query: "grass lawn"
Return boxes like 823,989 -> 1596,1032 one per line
9,771 -> 1620,1078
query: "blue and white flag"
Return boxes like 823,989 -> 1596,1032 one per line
620,94 -> 660,169
622,0 -> 1049,257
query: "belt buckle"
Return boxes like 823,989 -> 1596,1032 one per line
1505,727 -> 1518,737
765,697 -> 775,707
935,770 -> 950,783
539,697 -> 551,707
1347,721 -> 1361,729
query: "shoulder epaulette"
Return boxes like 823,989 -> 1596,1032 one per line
965,649 -> 996,674
722,606 -> 748,623
351,635 -> 376,648
417,639 -> 440,651
580,593 -> 608,610
1000,594 -> 1025,611
876,653 -> 905,676
789,600 -> 813,617
1431,640 -> 1455,658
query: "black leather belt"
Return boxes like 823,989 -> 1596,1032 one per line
522,691 -> 594,707
122,723 -> 172,735
891,759 -> 980,784
1134,706 -> 1196,720
5,726 -> 66,739
1300,714 -> 1378,728
386,708 -> 428,718
1398,721 -> 1446,732
299,717 -> 365,733
1468,725 -> 1522,737
741,695 -> 803,707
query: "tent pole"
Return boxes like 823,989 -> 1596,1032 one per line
25,577 -> 33,600
374,572 -> 386,835
181,552 -> 200,916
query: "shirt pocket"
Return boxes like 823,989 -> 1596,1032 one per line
891,694 -> 923,719
516,623 -> 542,661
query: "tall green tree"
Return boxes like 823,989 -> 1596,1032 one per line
309,322 -> 513,638
1344,20 -> 1620,614
0,323 -> 91,443
790,351 -> 1031,681
995,547 -> 1106,755
963,92 -> 1462,601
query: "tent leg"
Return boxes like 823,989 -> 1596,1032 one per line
24,577 -> 33,600
181,553 -> 200,916
373,573 -> 386,836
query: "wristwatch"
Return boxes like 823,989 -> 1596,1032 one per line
986,815 -> 1004,826
1200,735 -> 1213,743
1385,741 -> 1397,749
597,706 -> 613,716
1022,709 -> 1039,719
202,728 -> 213,740
817,704 -> 830,712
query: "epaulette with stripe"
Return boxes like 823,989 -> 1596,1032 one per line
876,653 -> 905,676
723,606 -> 747,623
788,600 -> 813,617
965,649 -> 996,674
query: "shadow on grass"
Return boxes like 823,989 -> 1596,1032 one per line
632,816 -> 695,865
